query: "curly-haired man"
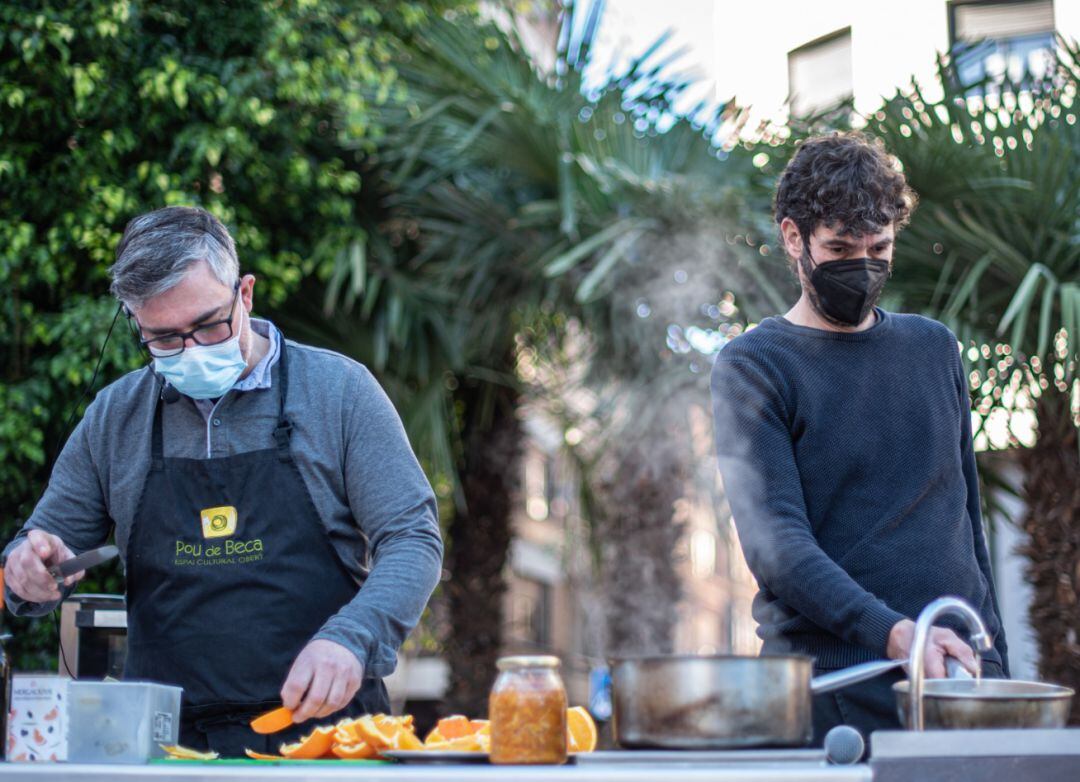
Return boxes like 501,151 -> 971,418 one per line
711,133 -> 1008,744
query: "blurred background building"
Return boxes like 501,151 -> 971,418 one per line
592,0 -> 1080,120
386,0 -> 1075,713
389,403 -> 761,713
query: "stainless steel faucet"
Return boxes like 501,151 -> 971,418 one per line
908,596 -> 994,730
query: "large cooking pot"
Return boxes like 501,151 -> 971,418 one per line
894,678 -> 1074,729
610,654 -> 904,749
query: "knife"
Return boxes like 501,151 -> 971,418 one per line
48,545 -> 119,582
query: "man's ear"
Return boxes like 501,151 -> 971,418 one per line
779,217 -> 805,265
239,273 -> 256,312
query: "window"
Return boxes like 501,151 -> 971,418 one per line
949,1 -> 1056,89
729,606 -> 761,655
524,449 -> 549,521
690,529 -> 717,579
510,578 -> 552,648
788,28 -> 854,116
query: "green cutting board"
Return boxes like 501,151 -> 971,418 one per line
151,757 -> 390,765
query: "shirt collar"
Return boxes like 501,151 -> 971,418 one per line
233,318 -> 280,392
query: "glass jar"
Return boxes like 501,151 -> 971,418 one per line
489,655 -> 568,765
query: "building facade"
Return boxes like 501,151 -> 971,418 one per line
714,0 -> 1080,119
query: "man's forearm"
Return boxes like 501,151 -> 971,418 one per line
314,521 -> 442,678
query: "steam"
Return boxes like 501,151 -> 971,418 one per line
522,216 -> 790,658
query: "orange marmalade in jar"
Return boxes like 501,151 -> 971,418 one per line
489,655 -> 568,765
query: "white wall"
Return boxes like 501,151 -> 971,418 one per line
596,0 -> 1080,126
1057,1 -> 1080,44
714,0 -> 951,121
588,0 -> 722,114
987,462 -> 1040,680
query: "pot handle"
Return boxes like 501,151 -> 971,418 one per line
810,659 -> 906,695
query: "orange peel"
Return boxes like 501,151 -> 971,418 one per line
161,744 -> 219,760
332,741 -> 377,759
250,706 -> 294,735
244,748 -> 285,760
280,725 -> 336,759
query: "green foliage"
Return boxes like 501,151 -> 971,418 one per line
292,9 -> 767,477
867,42 -> 1080,380
723,41 -> 1080,529
0,0 -> 458,667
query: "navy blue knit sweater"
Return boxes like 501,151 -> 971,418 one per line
711,308 -> 1008,671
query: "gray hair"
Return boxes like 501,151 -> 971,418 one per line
110,206 -> 239,309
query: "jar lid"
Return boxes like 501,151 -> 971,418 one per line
496,655 -> 561,671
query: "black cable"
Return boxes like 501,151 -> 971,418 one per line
44,302 -> 124,679
52,303 -> 124,463
52,610 -> 73,678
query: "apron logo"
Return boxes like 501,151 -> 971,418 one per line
200,506 -> 237,539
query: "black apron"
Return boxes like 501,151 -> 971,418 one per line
124,344 -> 389,757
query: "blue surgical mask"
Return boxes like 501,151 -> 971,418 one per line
153,332 -> 247,400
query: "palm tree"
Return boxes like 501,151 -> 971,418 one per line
532,24 -> 1079,710
290,1 -> 772,712
861,41 -> 1080,718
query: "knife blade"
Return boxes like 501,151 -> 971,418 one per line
48,544 -> 119,582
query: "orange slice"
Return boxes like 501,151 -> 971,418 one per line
567,706 -> 597,753
161,744 -> 219,760
434,715 -> 474,739
280,725 -> 335,759
390,729 -> 424,751
353,715 -> 394,750
424,729 -> 445,745
354,714 -> 425,751
423,734 -> 487,752
376,714 -> 415,731
334,719 -> 362,745
425,715 -> 490,746
244,749 -> 285,760
445,734 -> 485,752
250,706 -> 294,735
332,741 -> 377,759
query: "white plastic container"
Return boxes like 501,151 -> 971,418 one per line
66,681 -> 182,763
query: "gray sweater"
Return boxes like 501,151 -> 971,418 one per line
3,328 -> 443,679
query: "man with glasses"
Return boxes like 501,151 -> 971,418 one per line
3,206 -> 443,756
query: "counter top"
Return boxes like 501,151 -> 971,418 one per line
4,729 -> 1078,781
0,761 -> 871,782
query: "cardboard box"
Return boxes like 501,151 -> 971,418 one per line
7,675 -> 68,762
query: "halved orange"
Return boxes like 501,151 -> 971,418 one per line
250,706 -> 294,735
567,706 -> 598,753
280,725 -> 336,759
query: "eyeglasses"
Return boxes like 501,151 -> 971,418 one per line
129,283 -> 241,357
